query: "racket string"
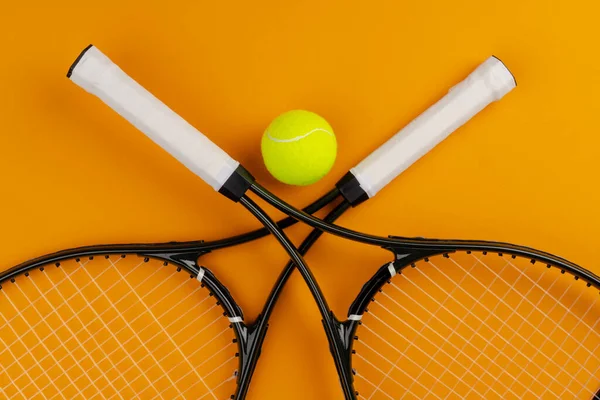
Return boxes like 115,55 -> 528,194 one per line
443,255 -> 599,374
43,281 -> 205,397
4,258 -> 179,393
376,292 -> 512,397
356,258 -> 505,399
393,262 -> 516,396
0,326 -> 51,396
103,258 -> 210,393
155,349 -> 236,400
352,251 -> 600,399
579,359 -> 600,398
475,260 -> 566,396
364,306 -> 509,398
355,339 -> 438,398
354,370 -> 405,400
474,264 -> 569,398
467,255 -> 600,359
505,284 -> 591,398
376,266 -> 538,397
85,301 -> 219,396
433,255 -> 598,393
149,329 -> 234,400
0,255 -> 238,399
420,257 -> 582,396
195,374 -> 238,400
46,260 -> 154,396
2,256 -> 145,328
0,256 -> 141,351
533,299 -> 598,398
359,332 -> 433,399
2,261 -> 150,398
0,337 -> 55,399
401,258 -> 481,399
2,283 -> 86,396
1,259 -> 96,342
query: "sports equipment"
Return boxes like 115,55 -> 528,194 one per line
3,45 -> 600,400
261,110 -> 337,186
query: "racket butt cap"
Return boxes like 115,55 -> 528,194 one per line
491,55 -> 517,87
67,44 -> 94,78
476,55 -> 517,100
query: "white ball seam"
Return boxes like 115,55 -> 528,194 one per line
265,128 -> 334,143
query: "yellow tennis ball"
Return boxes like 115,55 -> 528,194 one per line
261,110 -> 337,186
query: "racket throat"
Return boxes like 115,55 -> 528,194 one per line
232,315 -> 270,399
323,314 -> 360,399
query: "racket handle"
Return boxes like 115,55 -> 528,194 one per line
343,56 -> 516,202
68,45 -> 240,192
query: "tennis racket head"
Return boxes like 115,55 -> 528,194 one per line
347,244 -> 600,399
0,244 -> 246,400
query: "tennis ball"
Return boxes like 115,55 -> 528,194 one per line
261,110 -> 337,186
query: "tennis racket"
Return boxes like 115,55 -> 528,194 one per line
2,45 -> 598,400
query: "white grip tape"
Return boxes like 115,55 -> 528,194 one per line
69,46 -> 239,191
350,56 -> 516,198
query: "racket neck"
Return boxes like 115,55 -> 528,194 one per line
234,199 -> 350,399
250,182 -> 389,247
261,201 -> 351,323
238,195 -> 357,399
241,201 -> 353,393
201,187 -> 341,251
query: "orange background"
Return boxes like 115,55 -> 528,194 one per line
1,1 -> 600,398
